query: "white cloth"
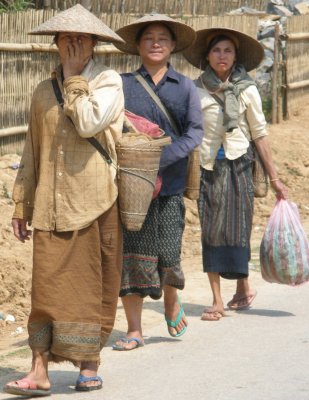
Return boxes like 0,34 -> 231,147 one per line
198,85 -> 268,170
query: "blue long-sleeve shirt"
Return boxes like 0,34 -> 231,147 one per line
121,64 -> 204,196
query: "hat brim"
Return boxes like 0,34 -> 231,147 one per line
114,15 -> 196,55
183,28 -> 264,72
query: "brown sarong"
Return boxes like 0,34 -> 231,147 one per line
28,201 -> 122,366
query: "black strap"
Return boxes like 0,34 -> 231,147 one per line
51,77 -> 112,165
51,77 -> 64,108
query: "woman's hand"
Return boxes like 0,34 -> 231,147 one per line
58,34 -> 96,78
12,218 -> 32,242
62,38 -> 91,77
270,179 -> 288,200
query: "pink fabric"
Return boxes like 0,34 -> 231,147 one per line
125,110 -> 164,138
152,176 -> 163,199
125,110 -> 164,199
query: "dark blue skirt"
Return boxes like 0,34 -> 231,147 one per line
198,152 -> 254,279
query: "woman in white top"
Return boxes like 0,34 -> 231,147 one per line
184,28 -> 288,320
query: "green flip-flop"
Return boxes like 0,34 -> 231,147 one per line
165,298 -> 187,337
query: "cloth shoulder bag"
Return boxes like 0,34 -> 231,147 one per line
134,72 -> 200,200
211,93 -> 268,198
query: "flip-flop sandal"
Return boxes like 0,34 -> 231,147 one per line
227,291 -> 257,310
165,297 -> 187,337
201,310 -> 224,321
75,374 -> 103,392
4,378 -> 51,396
112,337 -> 144,351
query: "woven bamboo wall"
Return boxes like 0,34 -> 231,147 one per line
32,0 -> 269,15
286,15 -> 309,117
0,10 -> 260,154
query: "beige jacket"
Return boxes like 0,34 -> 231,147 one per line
13,59 -> 124,231
198,85 -> 268,170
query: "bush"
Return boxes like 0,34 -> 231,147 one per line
0,0 -> 34,13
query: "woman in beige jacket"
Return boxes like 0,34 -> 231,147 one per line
184,28 -> 288,321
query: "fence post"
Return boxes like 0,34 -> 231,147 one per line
81,0 -> 92,11
272,23 -> 279,124
43,0 -> 51,9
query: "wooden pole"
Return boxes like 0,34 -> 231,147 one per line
43,0 -> 51,10
286,32 -> 309,40
81,0 -> 92,11
287,79 -> 309,90
272,23 -> 279,124
0,126 -> 28,138
0,43 -> 122,54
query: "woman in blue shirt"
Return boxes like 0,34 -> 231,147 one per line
112,14 -> 203,350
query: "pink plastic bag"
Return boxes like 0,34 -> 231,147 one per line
260,199 -> 309,285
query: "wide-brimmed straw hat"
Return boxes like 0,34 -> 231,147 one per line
183,28 -> 264,71
29,4 -> 124,44
114,13 -> 196,54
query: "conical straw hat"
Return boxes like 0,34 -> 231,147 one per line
114,13 -> 196,55
183,27 -> 264,72
29,4 -> 124,44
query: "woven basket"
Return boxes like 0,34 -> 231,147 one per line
252,144 -> 268,198
184,146 -> 201,200
116,135 -> 171,231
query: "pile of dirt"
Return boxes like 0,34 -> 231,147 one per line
0,155 -> 32,328
1,106 -> 309,336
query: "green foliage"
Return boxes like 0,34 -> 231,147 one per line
0,0 -> 34,13
262,98 -> 272,123
2,183 -> 11,199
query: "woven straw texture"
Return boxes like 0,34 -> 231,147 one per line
114,13 -> 196,55
29,4 -> 124,43
183,27 -> 264,72
252,144 -> 268,198
116,134 -> 171,231
184,147 -> 201,200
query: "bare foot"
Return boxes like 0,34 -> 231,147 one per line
227,290 -> 257,310
164,297 -> 188,337
4,376 -> 51,392
77,361 -> 102,390
4,351 -> 50,395
113,332 -> 144,350
201,306 -> 225,321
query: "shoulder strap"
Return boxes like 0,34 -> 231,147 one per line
211,93 -> 224,109
195,76 -> 225,109
133,72 -> 181,136
51,76 -> 112,165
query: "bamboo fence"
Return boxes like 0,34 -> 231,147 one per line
32,0 -> 269,15
0,10 -> 260,154
285,14 -> 309,117
1,8 -> 309,154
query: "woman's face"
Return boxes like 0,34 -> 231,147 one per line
56,32 -> 96,66
136,23 -> 176,67
207,39 -> 237,80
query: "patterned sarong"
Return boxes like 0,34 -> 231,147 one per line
198,152 -> 254,279
120,195 -> 185,299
